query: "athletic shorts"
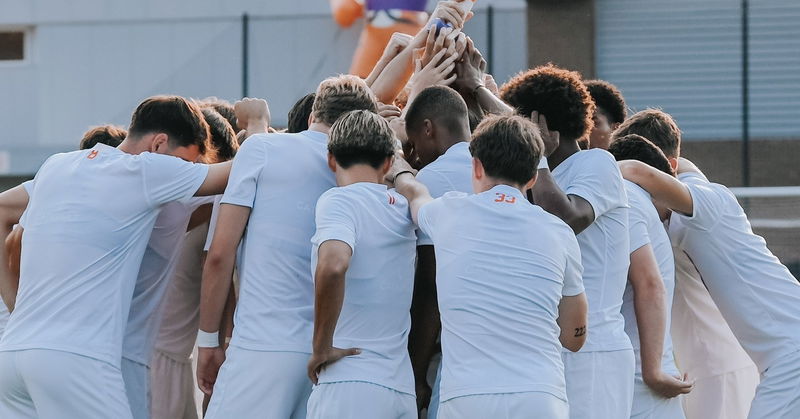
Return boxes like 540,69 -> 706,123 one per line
563,349 -> 635,419
205,346 -> 311,419
681,364 -> 759,419
0,349 -> 132,419
122,357 -> 151,419
150,350 -> 198,419
748,351 -> 800,419
438,391 -> 568,419
631,372 -> 686,419
307,381 -> 416,419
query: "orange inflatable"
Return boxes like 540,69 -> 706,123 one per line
331,0 -> 429,78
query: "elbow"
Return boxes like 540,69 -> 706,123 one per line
562,334 -> 586,353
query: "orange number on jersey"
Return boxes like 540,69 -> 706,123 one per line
87,150 -> 99,159
495,193 -> 516,204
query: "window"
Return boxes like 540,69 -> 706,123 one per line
0,31 -> 25,61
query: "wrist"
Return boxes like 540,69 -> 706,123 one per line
197,330 -> 220,348
393,170 -> 416,183
247,118 -> 269,135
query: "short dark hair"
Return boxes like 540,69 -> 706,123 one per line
312,75 -> 378,126
287,93 -> 315,133
499,64 -> 595,141
469,114 -> 543,186
201,98 -> 237,132
612,109 -> 681,158
79,125 -> 127,150
328,110 -> 396,169
201,108 -> 237,162
128,96 -> 211,156
608,134 -> 673,175
405,86 -> 469,134
584,80 -> 626,124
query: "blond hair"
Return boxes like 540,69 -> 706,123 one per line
312,75 -> 378,126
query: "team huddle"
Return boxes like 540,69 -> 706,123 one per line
0,2 -> 799,419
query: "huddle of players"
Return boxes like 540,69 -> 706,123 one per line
2,4 -> 800,419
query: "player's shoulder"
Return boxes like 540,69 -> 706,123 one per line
623,179 -> 651,204
530,204 -> 574,234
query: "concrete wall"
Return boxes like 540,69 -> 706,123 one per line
0,0 -> 527,175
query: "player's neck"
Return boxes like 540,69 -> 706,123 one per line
117,137 -> 149,155
335,165 -> 385,187
548,140 -> 581,170
435,129 -> 470,155
308,122 -> 331,135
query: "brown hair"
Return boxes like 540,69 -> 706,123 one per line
79,125 -> 127,150
201,108 -> 237,162
201,98 -> 238,133
328,110 -> 396,169
128,96 -> 212,157
500,64 -> 595,142
611,109 -> 681,158
312,75 -> 378,126
469,114 -> 543,185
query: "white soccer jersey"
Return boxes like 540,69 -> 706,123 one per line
0,144 -> 208,367
620,181 -> 679,375
220,130 -> 335,353
550,149 -> 631,352
311,183 -> 417,395
668,172 -> 800,371
416,141 -> 473,246
418,185 -> 584,403
122,196 -> 213,366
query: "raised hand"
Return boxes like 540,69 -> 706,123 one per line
381,32 -> 415,62
427,0 -> 472,30
234,98 -> 270,136
410,49 -> 460,92
307,346 -> 361,384
453,37 -> 486,94
531,111 -> 560,157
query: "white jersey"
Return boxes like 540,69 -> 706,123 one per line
311,183 -> 417,395
418,185 -> 584,403
550,149 -> 631,352
0,144 -> 208,367
154,223 -> 209,359
122,197 -> 213,365
620,181 -> 679,375
668,172 -> 800,371
220,130 -> 335,352
416,141 -> 473,246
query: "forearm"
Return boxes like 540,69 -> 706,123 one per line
621,162 -> 693,215
199,251 -> 236,334
370,47 -> 416,104
313,269 -> 346,352
392,173 -> 432,224
474,87 -> 513,115
531,169 -> 588,233
408,248 -> 440,384
365,55 -> 395,87
219,285 -> 237,345
195,161 -> 232,196
0,221 -> 18,311
632,275 -> 667,378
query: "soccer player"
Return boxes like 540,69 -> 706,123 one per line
79,124 -> 128,149
608,135 -> 694,418
501,65 -> 635,419
584,79 -> 626,150
392,114 -> 587,418
612,109 -> 760,419
403,85 -> 473,417
0,95 -> 232,419
306,110 -> 417,418
287,93 -> 316,134
198,75 -> 378,419
618,155 -> 800,419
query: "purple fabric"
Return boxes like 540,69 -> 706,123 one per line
366,0 -> 427,12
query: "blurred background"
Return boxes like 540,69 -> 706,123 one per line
0,0 -> 798,271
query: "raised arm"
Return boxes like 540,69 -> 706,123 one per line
618,160 -> 694,216
530,113 -> 596,233
386,156 -> 433,224
629,244 -> 694,398
0,184 -> 29,311
307,240 -> 360,384
453,37 -> 513,115
365,32 -> 414,88
197,203 -> 250,395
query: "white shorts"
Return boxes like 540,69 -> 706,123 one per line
748,352 -> 800,419
122,357 -> 151,419
205,346 -> 311,419
681,364 -> 759,419
438,391 -> 568,419
631,373 -> 685,419
307,381 -> 416,419
563,349 -> 635,419
150,350 -> 198,419
0,349 -> 132,419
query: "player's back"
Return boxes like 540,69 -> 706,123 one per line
669,172 -> 800,371
2,144 -> 207,367
550,148 -> 631,353
418,185 -> 583,403
221,131 -> 336,352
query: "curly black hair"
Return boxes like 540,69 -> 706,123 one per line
584,80 -> 626,125
499,64 -> 595,142
608,134 -> 673,175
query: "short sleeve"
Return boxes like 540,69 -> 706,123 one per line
142,153 -> 209,206
21,180 -> 34,195
417,197 -> 449,243
627,203 -> 651,254
220,136 -> 267,208
312,190 -> 358,253
562,151 -> 627,221
204,195 -> 223,252
676,175 -> 725,232
562,233 -> 584,296
416,168 -> 453,199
